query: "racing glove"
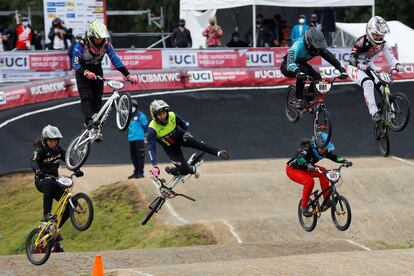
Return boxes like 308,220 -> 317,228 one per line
392,63 -> 404,73
84,70 -> 97,80
150,166 -> 160,178
35,170 -> 46,179
127,74 -> 139,85
307,164 -> 317,172
343,160 -> 353,167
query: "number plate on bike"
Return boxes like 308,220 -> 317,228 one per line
326,170 -> 340,182
107,80 -> 125,90
379,72 -> 392,84
57,176 -> 73,188
315,81 -> 331,94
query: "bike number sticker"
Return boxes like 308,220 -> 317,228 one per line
380,72 -> 392,83
316,82 -> 331,94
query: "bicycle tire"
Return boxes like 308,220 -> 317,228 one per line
65,133 -> 91,171
285,85 -> 300,123
331,194 -> 352,231
115,93 -> 132,131
141,196 -> 165,225
69,192 -> 94,231
297,199 -> 317,232
314,106 -> 332,147
389,92 -> 410,132
375,123 -> 390,157
25,228 -> 52,266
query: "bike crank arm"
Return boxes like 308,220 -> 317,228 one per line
176,193 -> 196,202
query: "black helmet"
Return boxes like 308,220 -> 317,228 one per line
131,99 -> 138,108
304,27 -> 327,52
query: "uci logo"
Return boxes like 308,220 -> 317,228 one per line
188,71 -> 213,83
169,54 -> 196,65
246,52 -> 274,66
3,56 -> 28,68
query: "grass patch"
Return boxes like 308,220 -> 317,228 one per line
0,174 -> 216,255
375,240 -> 414,250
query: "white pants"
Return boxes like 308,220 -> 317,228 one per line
347,66 -> 382,115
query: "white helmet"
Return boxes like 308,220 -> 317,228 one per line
42,125 -> 63,140
366,16 -> 390,46
86,20 -> 110,55
149,100 -> 170,125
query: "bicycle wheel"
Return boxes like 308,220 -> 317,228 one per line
69,192 -> 94,231
375,123 -> 390,157
389,92 -> 410,132
331,194 -> 352,231
115,93 -> 132,131
141,196 -> 165,225
297,199 -> 317,232
25,228 -> 52,266
65,132 -> 91,171
285,85 -> 300,123
314,106 -> 332,147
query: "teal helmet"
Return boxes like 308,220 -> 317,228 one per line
312,132 -> 335,152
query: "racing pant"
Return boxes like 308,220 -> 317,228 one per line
35,177 -> 69,228
162,129 -> 219,176
347,66 -> 383,115
75,68 -> 104,125
286,165 -> 330,209
281,59 -> 322,100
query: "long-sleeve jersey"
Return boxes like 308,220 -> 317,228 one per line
287,142 -> 345,170
147,112 -> 190,166
286,37 -> 343,73
31,143 -> 65,177
71,40 -> 129,77
349,35 -> 398,70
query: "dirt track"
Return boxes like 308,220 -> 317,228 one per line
1,157 -> 414,275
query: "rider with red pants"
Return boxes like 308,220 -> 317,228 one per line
286,132 -> 352,217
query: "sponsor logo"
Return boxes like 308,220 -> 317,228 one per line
30,82 -> 66,95
67,2 -> 75,7
246,51 -> 274,66
137,73 -> 181,83
168,52 -> 198,67
47,2 -> 56,7
319,67 -> 341,78
187,71 -> 213,83
66,13 -> 76,18
56,2 -> 65,7
47,8 -> 57,12
0,55 -> 29,69
0,92 -> 6,105
254,69 -> 283,79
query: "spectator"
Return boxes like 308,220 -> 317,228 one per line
202,17 -> 223,47
321,8 -> 336,46
48,18 -> 73,50
171,19 -> 192,48
15,17 -> 33,50
310,14 -> 321,29
291,14 -> 309,45
279,20 -> 291,47
227,31 -> 248,47
246,16 -> 274,47
128,100 -> 148,179
271,14 -> 283,46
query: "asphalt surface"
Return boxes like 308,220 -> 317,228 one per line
1,82 -> 414,174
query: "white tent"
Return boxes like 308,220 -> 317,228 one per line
180,0 -> 375,48
334,21 -> 414,63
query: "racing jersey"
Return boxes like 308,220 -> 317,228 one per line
287,142 -> 345,170
71,40 -> 130,77
147,112 -> 190,165
31,143 -> 65,177
285,37 -> 343,73
349,35 -> 398,69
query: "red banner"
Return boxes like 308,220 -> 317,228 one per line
114,50 -> 162,70
197,51 -> 246,68
29,53 -> 70,71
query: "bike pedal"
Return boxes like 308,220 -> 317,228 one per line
194,172 -> 200,179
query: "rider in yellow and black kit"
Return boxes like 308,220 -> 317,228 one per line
147,100 -> 229,177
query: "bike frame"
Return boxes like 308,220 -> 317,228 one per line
34,178 -> 74,248
371,69 -> 395,125
72,91 -> 120,150
300,77 -> 337,113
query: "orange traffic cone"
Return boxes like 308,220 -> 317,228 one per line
92,255 -> 104,276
